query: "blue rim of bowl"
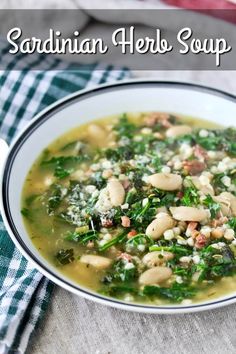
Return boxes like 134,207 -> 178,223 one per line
2,80 -> 236,312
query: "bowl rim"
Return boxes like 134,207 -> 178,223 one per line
2,78 -> 236,314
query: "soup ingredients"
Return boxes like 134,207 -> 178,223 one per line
145,213 -> 175,239
147,173 -> 182,191
139,266 -> 172,285
80,255 -> 112,270
169,206 -> 209,222
142,251 -> 174,267
22,112 -> 236,306
214,192 -> 236,216
56,249 -> 75,265
107,179 -> 125,206
166,125 -> 192,138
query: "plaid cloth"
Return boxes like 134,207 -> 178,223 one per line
0,39 -> 129,354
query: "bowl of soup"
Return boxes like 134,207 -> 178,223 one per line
2,80 -> 236,314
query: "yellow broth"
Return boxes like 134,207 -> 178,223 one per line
22,112 -> 236,305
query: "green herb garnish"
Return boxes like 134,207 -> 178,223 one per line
203,194 -> 220,218
99,232 -> 127,252
56,249 -> 74,265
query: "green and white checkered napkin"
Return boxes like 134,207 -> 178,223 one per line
0,39 -> 129,354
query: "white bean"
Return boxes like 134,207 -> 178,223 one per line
87,124 -> 107,146
214,192 -> 236,217
213,193 -> 231,216
147,173 -> 182,191
139,266 -> 172,285
107,179 -> 125,206
146,213 -> 175,240
170,206 -> 209,222
191,176 -> 215,196
228,194 -> 236,216
80,255 -> 112,270
142,251 -> 174,268
166,125 -> 192,138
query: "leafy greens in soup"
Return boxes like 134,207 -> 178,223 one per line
22,112 -> 236,305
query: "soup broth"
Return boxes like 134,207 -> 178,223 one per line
22,112 -> 236,305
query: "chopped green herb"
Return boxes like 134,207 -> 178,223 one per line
114,114 -> 136,138
41,155 -> 85,166
203,194 -> 220,218
126,234 -> 153,248
99,232 -> 127,252
142,283 -> 196,302
102,259 -> 138,283
54,165 -> 73,179
21,208 -> 31,219
182,182 -> 200,206
198,245 -> 236,280
228,217 -> 236,231
41,155 -> 88,180
212,173 -> 226,191
25,194 -> 40,206
65,229 -> 98,245
46,184 -> 65,215
56,249 -> 74,265
100,284 -> 138,297
149,244 -> 192,256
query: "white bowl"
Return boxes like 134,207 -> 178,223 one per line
1,79 -> 236,314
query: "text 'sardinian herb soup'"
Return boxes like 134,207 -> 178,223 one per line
22,112 -> 236,305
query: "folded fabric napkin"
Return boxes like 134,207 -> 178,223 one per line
0,39 -> 129,354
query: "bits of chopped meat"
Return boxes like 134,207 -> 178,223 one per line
144,112 -> 172,128
193,145 -> 208,161
127,229 -> 137,239
186,222 -> 198,236
177,191 -> 184,199
183,160 -> 206,175
121,215 -> 131,228
161,119 -> 172,128
195,234 -> 207,249
211,216 -> 228,228
117,252 -> 132,262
